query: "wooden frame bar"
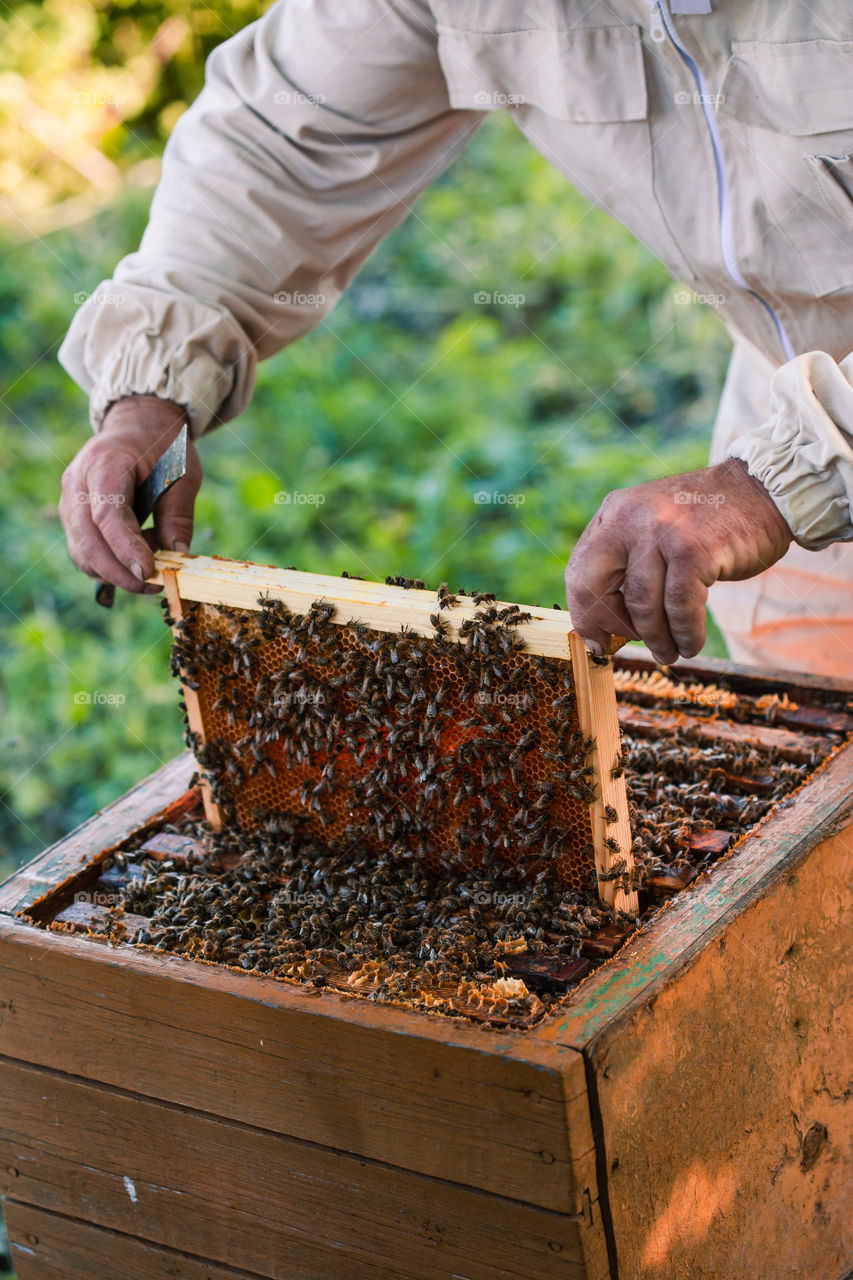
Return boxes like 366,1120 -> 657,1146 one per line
152,551 -> 597,657
161,568 -> 223,831
570,632 -> 634,915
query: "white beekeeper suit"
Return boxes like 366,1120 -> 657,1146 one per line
59,0 -> 853,676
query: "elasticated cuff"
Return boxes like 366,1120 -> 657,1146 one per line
58,279 -> 256,438
85,345 -> 230,438
726,351 -> 853,551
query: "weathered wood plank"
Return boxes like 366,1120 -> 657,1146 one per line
775,702 -> 853,734
590,823 -> 853,1279
644,867 -> 699,899
577,924 -> 633,960
0,1059 -> 588,1280
617,705 -> 826,761
614,650 -> 853,703
138,832 -> 204,863
51,902 -> 150,937
0,914 -> 583,1212
4,1201 -> 268,1280
503,954 -> 593,989
686,829 -> 733,857
613,657 -> 853,734
0,754 -> 197,916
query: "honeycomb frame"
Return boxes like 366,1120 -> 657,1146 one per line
153,551 -> 636,911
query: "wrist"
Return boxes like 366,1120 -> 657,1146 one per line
101,395 -> 187,432
716,457 -> 793,543
100,395 -> 189,463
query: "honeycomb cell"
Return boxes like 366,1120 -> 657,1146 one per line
170,594 -> 597,892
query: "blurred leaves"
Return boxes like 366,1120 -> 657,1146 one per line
0,0 -> 270,226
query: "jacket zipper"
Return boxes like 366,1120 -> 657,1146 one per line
647,0 -> 796,360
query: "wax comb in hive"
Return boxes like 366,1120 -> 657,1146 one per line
153,552 -> 637,912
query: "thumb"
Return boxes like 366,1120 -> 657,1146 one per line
152,441 -> 202,553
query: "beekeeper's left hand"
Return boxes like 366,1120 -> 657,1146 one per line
564,458 -> 793,664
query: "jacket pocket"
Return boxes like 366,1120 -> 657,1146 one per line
434,23 -> 648,122
430,16 -> 699,285
719,40 -> 853,297
808,150 -> 853,219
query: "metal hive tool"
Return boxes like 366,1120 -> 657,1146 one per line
153,552 -> 637,912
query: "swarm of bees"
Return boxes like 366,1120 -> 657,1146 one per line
118,820 -> 620,1024
96,586 -> 840,1028
165,588 -> 599,891
623,737 -> 818,868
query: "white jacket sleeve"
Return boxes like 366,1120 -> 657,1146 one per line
58,0 -> 479,436
726,351 -> 853,551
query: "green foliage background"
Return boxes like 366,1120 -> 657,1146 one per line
0,8 -> 732,889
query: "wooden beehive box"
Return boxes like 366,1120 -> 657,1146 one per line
1,654 -> 851,1280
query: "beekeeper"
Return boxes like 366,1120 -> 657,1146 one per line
58,0 -> 853,677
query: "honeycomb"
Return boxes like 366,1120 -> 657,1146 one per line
167,591 -> 598,893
